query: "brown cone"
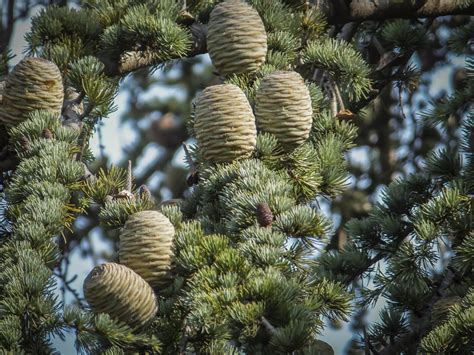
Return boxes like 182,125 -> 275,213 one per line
256,203 -> 273,227
42,128 -> 53,139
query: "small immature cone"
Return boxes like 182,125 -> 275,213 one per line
83,263 -> 158,329
194,84 -> 257,163
20,136 -> 30,151
255,71 -> 313,151
42,128 -> 53,139
119,210 -> 175,289
138,184 -> 152,200
256,203 -> 273,227
207,0 -> 267,75
0,57 -> 64,126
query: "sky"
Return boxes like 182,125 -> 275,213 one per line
7,4 -> 464,354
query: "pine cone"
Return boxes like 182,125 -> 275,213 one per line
255,71 -> 313,151
207,0 -> 267,75
119,210 -> 175,289
0,57 -> 64,126
20,136 -> 30,151
256,203 -> 273,227
83,263 -> 158,329
194,84 -> 257,163
139,184 -> 152,200
42,128 -> 53,139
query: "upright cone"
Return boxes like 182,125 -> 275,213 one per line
207,0 -> 267,75
194,84 -> 257,163
83,263 -> 158,329
255,71 -> 313,151
119,210 -> 175,289
0,57 -> 64,126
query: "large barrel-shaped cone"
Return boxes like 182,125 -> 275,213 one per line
0,57 -> 63,126
119,210 -> 175,289
207,0 -> 267,76
255,71 -> 313,151
84,263 -> 158,329
194,84 -> 257,163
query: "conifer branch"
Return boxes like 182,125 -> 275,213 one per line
316,0 -> 474,24
378,266 -> 457,354
101,23 -> 207,76
345,251 -> 387,285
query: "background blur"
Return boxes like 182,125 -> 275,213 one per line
3,1 -> 467,353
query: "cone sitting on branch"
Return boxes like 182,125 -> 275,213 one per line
256,203 -> 273,227
194,84 -> 257,163
255,71 -> 313,151
119,210 -> 175,289
0,57 -> 64,127
207,0 -> 267,75
83,262 -> 158,329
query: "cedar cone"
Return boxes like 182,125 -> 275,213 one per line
194,84 -> 257,163
83,263 -> 158,329
42,128 -> 53,139
255,71 -> 313,151
119,210 -> 175,289
20,136 -> 30,151
207,0 -> 267,75
139,184 -> 152,200
0,57 -> 64,126
256,203 -> 273,227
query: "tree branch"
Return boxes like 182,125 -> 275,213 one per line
378,266 -> 457,354
0,0 -> 16,53
101,23 -> 207,76
315,0 -> 474,24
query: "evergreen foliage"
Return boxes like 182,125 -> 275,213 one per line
0,0 -> 472,353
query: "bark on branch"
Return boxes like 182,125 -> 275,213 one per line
101,23 -> 207,76
315,0 -> 474,24
98,2 -> 472,77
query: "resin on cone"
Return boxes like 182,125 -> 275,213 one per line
119,210 -> 175,289
194,84 -> 257,163
255,71 -> 313,151
207,0 -> 267,75
83,262 -> 158,329
0,57 -> 64,126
